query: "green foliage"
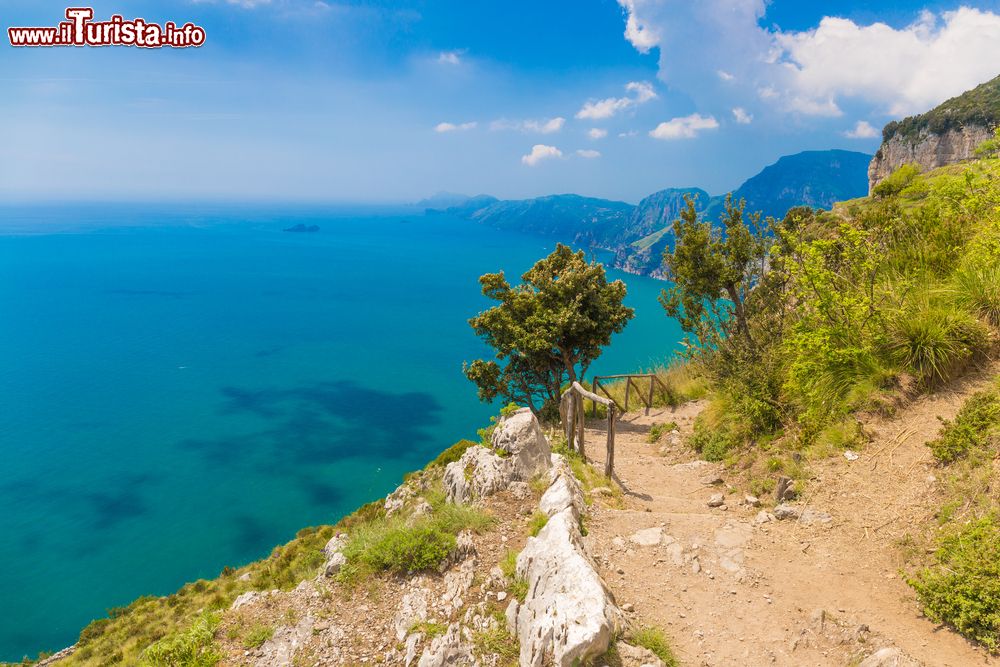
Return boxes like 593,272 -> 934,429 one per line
465,244 -> 634,415
888,301 -> 988,385
647,422 -> 678,443
500,550 -> 528,602
660,194 -> 768,355
872,164 -> 921,198
975,127 -> 1000,158
139,613 -> 221,667
908,515 -> 1000,652
689,412 -> 739,462
429,439 -> 477,468
472,613 -> 519,665
928,387 -> 1000,463
527,511 -> 549,536
628,626 -> 678,667
241,625 -> 273,650
954,260 -> 1000,327
339,497 -> 492,579
882,74 -> 1000,143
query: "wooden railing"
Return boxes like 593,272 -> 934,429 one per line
591,373 -> 670,417
560,381 -> 617,478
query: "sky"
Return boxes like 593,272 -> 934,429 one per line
1,0 -> 1000,203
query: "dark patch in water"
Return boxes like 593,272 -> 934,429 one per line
253,345 -> 285,358
231,514 -> 278,554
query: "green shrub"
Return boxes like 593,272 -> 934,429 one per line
241,625 -> 273,650
955,262 -> 1000,327
472,612 -> 519,665
928,388 -> 1000,463
139,613 -> 221,667
647,422 -> 678,444
908,515 -> 1000,652
689,413 -> 739,462
428,439 -> 477,468
628,626 -> 678,666
339,496 -> 492,579
889,305 -> 989,385
873,163 -> 922,198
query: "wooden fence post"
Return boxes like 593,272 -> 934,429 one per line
563,392 -> 575,452
605,404 -> 616,479
576,393 -> 586,459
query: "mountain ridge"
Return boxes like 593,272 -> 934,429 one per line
431,149 -> 872,277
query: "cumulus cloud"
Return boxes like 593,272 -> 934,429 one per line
588,128 -> 608,139
521,144 -> 563,166
732,107 -> 753,124
576,81 -> 658,120
615,1 -> 1000,116
490,117 -> 565,134
576,149 -> 601,158
437,50 -> 462,65
435,121 -> 477,133
844,120 -> 880,139
650,113 -> 719,140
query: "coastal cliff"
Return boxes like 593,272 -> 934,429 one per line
868,125 -> 992,191
869,73 -> 1000,191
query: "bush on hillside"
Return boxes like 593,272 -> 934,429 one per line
873,163 -> 922,198
927,387 -> 1000,463
909,515 -> 1000,652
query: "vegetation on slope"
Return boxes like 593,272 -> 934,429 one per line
908,382 -> 1000,651
882,73 -> 1000,143
661,148 -> 1000,480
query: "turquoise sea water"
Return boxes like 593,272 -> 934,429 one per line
0,204 -> 682,659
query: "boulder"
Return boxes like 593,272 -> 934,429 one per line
617,641 -> 666,667
510,460 -> 622,665
444,410 -> 552,504
491,408 -> 551,479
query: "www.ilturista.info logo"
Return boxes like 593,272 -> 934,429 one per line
8,8 -> 206,48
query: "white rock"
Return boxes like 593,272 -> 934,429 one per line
324,551 -> 346,576
858,647 -> 921,667
393,588 -> 429,642
491,407 -> 552,479
540,464 -> 585,519
707,493 -> 725,508
629,527 -> 664,547
404,633 -> 423,667
230,591 -> 261,611
253,614 -> 315,667
417,623 -> 475,667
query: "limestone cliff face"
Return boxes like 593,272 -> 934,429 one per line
868,124 -> 993,192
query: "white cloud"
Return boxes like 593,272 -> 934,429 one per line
435,121 -> 477,133
619,130 -> 638,138
575,80 -> 658,120
490,117 -> 565,134
588,128 -> 608,139
437,51 -> 462,65
650,113 -> 719,140
576,149 -> 602,158
844,120 -> 880,139
521,144 -> 563,166
732,107 -> 753,124
615,1 -> 1000,117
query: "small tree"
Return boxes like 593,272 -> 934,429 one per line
660,194 -> 769,355
464,244 -> 634,416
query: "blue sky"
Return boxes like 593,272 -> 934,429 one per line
1,0 -> 999,203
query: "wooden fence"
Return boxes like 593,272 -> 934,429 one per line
591,373 -> 670,417
559,381 -> 617,478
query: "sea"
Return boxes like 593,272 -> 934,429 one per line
0,203 -> 682,659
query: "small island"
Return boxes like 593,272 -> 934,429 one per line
283,223 -> 320,233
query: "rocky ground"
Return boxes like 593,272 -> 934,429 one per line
581,363 -> 1000,666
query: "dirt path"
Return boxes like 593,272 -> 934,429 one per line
582,365 -> 1000,667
